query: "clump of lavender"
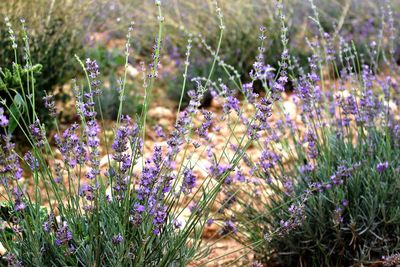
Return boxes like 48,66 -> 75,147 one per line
219,1 -> 400,266
0,4 -> 244,266
1,1 -> 399,267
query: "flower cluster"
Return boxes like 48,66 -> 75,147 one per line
55,221 -> 73,247
43,94 -> 57,118
85,58 -> 101,95
0,135 -> 23,181
29,120 -> 46,147
110,116 -> 141,200
12,187 -> 26,211
23,151 -> 39,171
220,220 -> 237,236
0,107 -> 9,127
181,167 -> 196,193
55,123 -> 87,168
277,202 -> 306,237
133,146 -> 172,234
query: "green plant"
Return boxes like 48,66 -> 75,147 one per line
219,1 -> 400,266
240,129 -> 400,266
0,0 -> 92,125
0,2 -> 253,266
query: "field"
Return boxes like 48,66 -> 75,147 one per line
0,0 -> 399,266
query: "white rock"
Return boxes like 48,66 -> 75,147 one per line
0,242 -> 6,255
148,106 -> 174,120
127,65 -> 139,78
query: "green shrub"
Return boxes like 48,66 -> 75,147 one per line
0,0 -> 91,125
0,3 -> 250,266
241,129 -> 400,266
212,1 -> 400,266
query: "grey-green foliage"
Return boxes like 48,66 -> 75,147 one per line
0,0 -> 92,125
243,129 -> 400,266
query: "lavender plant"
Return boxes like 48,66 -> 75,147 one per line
0,1 -> 255,266
1,0 -> 399,266
206,1 -> 400,266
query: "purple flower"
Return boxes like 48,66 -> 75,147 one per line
112,119 -> 130,156
130,203 -> 145,226
153,125 -> 165,138
23,151 -> 39,171
333,206 -> 344,224
29,120 -> 45,147
196,110 -> 213,140
151,204 -> 167,235
43,213 -> 55,232
54,123 -> 86,168
0,107 -> 9,127
359,89 -> 380,126
272,75 -> 287,95
377,161 -> 389,173
242,83 -> 258,103
112,233 -> 123,245
13,187 -> 25,212
111,117 -> 133,199
382,253 -> 400,267
304,130 -> 318,159
134,203 -> 145,213
0,115 -> 8,127
223,95 -> 240,114
172,219 -> 182,229
278,203 -> 305,236
55,221 -> 72,247
259,147 -> 280,174
181,168 -> 196,193
209,163 -> 232,184
85,58 -> 101,95
133,145 -> 173,233
3,253 -> 23,267
234,169 -> 245,182
137,146 -> 163,200
253,97 -> 273,131
85,120 -> 100,180
0,135 -> 23,181
79,182 -> 98,211
220,220 -> 237,236
43,94 -> 57,118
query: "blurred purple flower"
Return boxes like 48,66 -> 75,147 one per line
377,162 -> 389,173
0,107 -> 9,127
55,221 -> 72,247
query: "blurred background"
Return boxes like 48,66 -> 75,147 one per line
1,0 -> 399,123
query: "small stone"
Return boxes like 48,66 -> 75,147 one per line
127,65 -> 139,78
148,106 -> 174,120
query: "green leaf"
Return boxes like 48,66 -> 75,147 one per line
8,93 -> 25,134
